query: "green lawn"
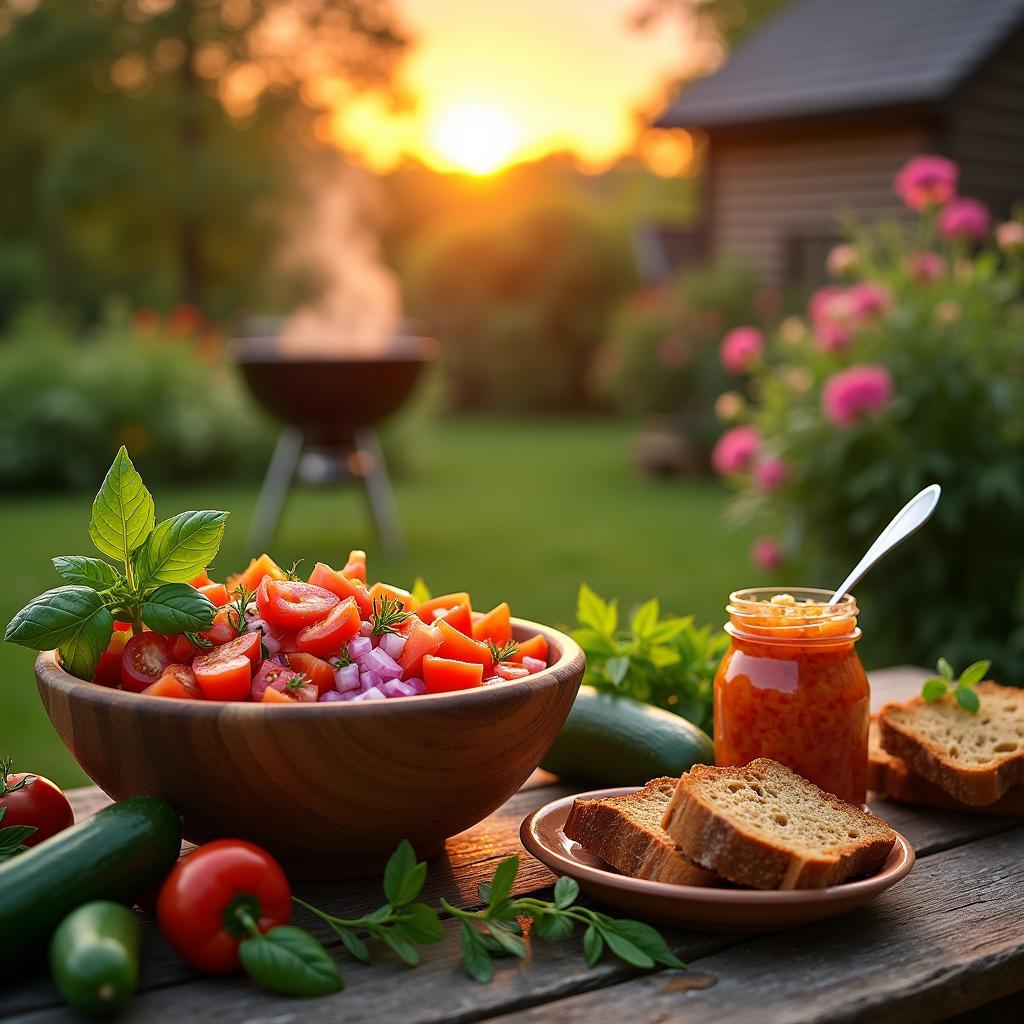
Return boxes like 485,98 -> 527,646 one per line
1,417 -> 758,787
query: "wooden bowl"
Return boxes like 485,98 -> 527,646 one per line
36,619 -> 583,878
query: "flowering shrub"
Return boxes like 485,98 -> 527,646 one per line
712,157 -> 1024,675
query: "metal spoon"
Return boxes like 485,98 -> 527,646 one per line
828,484 -> 941,604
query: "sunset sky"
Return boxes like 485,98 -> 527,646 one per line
323,0 -> 705,174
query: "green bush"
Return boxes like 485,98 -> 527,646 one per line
405,196 -> 635,411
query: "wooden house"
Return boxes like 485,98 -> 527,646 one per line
656,0 -> 1024,289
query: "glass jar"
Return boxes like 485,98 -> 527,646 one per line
714,587 -> 869,805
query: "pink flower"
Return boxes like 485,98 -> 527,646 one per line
847,281 -> 891,321
808,287 -> 853,351
826,244 -> 859,277
808,286 -> 846,325
894,155 -> 958,211
822,364 -> 894,427
906,251 -> 945,283
754,457 -> 789,491
711,425 -> 759,476
996,221 -> 1024,252
752,536 -> 784,572
719,326 -> 764,374
938,197 -> 990,242
816,321 -> 853,352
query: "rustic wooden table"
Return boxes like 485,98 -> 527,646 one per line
3,668 -> 1023,1024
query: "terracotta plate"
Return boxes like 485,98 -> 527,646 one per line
520,786 -> 915,933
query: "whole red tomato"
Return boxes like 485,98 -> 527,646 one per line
0,759 -> 74,845
157,839 -> 292,973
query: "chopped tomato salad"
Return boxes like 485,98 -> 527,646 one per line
98,550 -> 550,703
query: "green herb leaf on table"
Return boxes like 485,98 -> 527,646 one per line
52,556 -> 122,591
582,924 -> 603,967
133,510 -> 228,588
239,925 -> 344,997
383,839 -> 426,906
553,876 -> 579,909
459,924 -> 494,983
0,805 -> 37,862
87,446 -> 155,563
141,583 -> 217,635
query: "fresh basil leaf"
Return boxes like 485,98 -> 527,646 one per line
133,510 -> 228,587
936,657 -> 954,681
460,923 -> 493,983
52,556 -> 122,591
599,926 -> 654,968
332,925 -> 370,964
238,926 -> 343,997
535,912 -> 574,941
487,855 -> 519,908
955,686 -> 981,713
630,599 -> 659,639
582,923 -> 604,967
921,678 -> 948,702
605,919 -> 684,968
88,447 -> 154,562
141,583 -> 216,634
958,660 -> 990,689
378,927 -> 420,967
553,876 -> 579,909
383,839 -> 424,906
5,586 -> 113,679
395,903 -> 444,945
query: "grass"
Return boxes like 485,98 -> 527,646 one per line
1,417 -> 758,787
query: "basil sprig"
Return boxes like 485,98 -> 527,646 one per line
921,657 -> 990,712
0,806 -> 37,862
4,447 -> 227,680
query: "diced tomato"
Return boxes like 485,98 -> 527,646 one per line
295,599 -> 360,657
435,618 -> 493,668
429,602 -> 472,636
113,620 -> 133,633
143,664 -> 203,699
261,687 -> 293,704
199,608 -> 238,646
308,562 -> 373,617
190,571 -> 212,588
512,633 -> 548,664
121,633 -> 175,693
192,632 -> 262,701
93,629 -> 131,687
257,667 -> 317,703
472,603 -> 512,648
256,579 -> 339,631
368,581 -> 416,613
170,634 -> 197,662
343,549 -> 367,583
422,655 -> 483,693
198,582 -> 230,607
398,616 -> 444,677
227,553 -> 287,593
285,653 -> 336,695
417,594 -> 472,631
492,662 -> 530,681
251,661 -> 290,701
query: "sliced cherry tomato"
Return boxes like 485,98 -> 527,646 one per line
251,661 -> 290,701
435,618 -> 493,668
198,582 -> 230,607
121,633 -> 175,693
192,632 -> 262,701
0,762 -> 74,846
512,633 -> 548,664
285,652 -> 336,694
422,655 -> 483,693
295,600 -> 360,657
256,579 -> 339,631
398,616 -> 443,677
342,549 -> 367,583
199,608 -> 238,646
143,664 -> 203,699
226,553 -> 287,594
263,677 -> 316,702
190,570 -> 212,588
261,687 -> 293,703
492,661 -> 530,681
157,839 -> 292,974
416,593 -> 472,626
367,581 -> 416,612
308,562 -> 373,617
429,602 -> 473,636
472,603 -> 512,648
93,629 -> 131,686
170,634 -> 198,662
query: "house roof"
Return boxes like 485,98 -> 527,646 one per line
658,0 -> 1024,130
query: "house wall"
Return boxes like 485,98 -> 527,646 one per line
708,124 -> 933,290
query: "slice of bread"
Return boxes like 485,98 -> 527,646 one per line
563,777 -> 719,887
661,759 -> 896,890
878,682 -> 1024,806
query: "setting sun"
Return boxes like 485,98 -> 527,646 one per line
429,104 -> 521,175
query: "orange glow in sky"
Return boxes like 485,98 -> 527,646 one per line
324,0 -> 698,174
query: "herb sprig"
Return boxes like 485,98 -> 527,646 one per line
0,806 -> 37,862
370,595 -> 412,638
4,448 -> 227,679
488,639 -> 520,664
921,657 -> 990,712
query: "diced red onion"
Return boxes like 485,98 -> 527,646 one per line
522,656 -> 546,674
359,620 -> 374,637
382,678 -> 418,698
360,670 -> 383,691
334,663 -> 361,692
406,677 -> 426,695
378,632 -> 406,659
261,633 -> 282,656
319,690 -> 346,702
362,647 -> 403,681
348,636 -> 373,660
352,685 -> 386,701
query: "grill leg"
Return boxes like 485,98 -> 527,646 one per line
354,429 -> 404,559
247,426 -> 304,555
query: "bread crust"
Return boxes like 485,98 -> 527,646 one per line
661,760 -> 896,890
878,683 -> 1024,806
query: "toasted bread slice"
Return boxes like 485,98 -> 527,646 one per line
870,717 -> 1024,815
661,759 -> 896,890
878,682 -> 1024,806
563,777 -> 719,887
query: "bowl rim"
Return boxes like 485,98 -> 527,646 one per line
35,616 -> 584,717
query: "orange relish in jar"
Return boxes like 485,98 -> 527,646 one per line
714,588 -> 869,805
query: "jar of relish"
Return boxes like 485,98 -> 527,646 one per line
714,588 -> 869,805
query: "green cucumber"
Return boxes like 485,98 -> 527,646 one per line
0,795 -> 180,965
541,686 -> 715,786
50,901 -> 141,1019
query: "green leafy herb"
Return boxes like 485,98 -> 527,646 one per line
440,854 -> 684,983
4,447 -> 226,679
285,559 -> 305,582
0,805 -> 37,862
286,674 -> 310,692
185,631 -> 214,649
488,639 -> 520,664
225,584 -> 256,633
921,657 -> 990,712
239,926 -> 344,997
330,650 -> 352,669
571,584 -> 726,734
370,596 -> 412,638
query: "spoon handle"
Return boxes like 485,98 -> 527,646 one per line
829,484 -> 941,604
